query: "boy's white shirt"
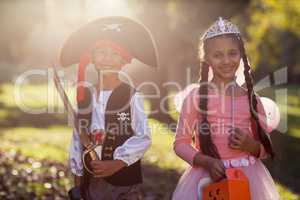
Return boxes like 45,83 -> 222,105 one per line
69,90 -> 151,176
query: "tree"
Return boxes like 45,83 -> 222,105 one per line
245,0 -> 300,83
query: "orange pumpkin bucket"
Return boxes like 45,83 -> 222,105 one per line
202,168 -> 251,200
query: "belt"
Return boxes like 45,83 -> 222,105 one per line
222,155 -> 256,169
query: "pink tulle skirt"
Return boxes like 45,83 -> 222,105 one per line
172,159 -> 280,200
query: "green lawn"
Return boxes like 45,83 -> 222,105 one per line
0,83 -> 299,199
0,126 -> 71,162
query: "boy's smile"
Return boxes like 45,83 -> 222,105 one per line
92,47 -> 127,71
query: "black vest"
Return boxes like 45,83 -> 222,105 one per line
78,83 -> 142,186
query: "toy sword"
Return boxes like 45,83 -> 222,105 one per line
52,64 -> 95,151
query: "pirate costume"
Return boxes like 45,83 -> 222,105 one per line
58,16 -> 159,200
69,83 -> 150,200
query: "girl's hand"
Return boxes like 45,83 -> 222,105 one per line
228,128 -> 260,156
193,152 -> 225,182
90,160 -> 127,178
205,157 -> 226,182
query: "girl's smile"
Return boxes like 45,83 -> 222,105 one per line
205,35 -> 241,84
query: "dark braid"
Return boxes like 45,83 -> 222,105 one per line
198,61 -> 221,159
197,33 -> 274,159
237,34 -> 275,159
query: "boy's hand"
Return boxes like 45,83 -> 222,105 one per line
228,128 -> 260,156
90,160 -> 127,178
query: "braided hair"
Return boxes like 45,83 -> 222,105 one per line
198,33 -> 274,159
198,60 -> 221,158
237,34 -> 275,159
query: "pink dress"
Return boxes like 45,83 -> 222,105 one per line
172,87 -> 280,200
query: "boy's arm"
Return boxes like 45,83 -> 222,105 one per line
113,92 -> 151,166
69,129 -> 84,178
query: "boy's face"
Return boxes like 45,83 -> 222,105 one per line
92,47 -> 127,71
205,35 -> 241,82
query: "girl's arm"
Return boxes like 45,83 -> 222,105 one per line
113,92 -> 151,166
228,96 -> 277,159
173,88 -> 200,166
174,88 -> 225,180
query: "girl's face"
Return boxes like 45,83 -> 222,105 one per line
92,47 -> 126,71
205,35 -> 241,82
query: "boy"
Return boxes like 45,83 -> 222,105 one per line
59,17 -> 158,200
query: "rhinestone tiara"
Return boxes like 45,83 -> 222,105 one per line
202,17 -> 240,41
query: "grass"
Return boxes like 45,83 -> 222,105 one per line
0,126 -> 72,162
0,83 -> 299,199
144,119 -> 187,171
0,83 -> 76,109
277,184 -> 300,200
289,127 -> 300,138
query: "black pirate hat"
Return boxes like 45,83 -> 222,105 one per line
59,16 -> 159,103
60,16 -> 159,68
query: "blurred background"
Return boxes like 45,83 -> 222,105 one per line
0,0 -> 299,199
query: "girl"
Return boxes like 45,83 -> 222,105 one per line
172,17 -> 280,200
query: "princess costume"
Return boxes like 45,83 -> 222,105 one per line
172,18 -> 280,200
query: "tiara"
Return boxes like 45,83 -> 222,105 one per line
202,17 -> 240,41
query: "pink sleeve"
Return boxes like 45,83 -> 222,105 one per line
173,89 -> 200,166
